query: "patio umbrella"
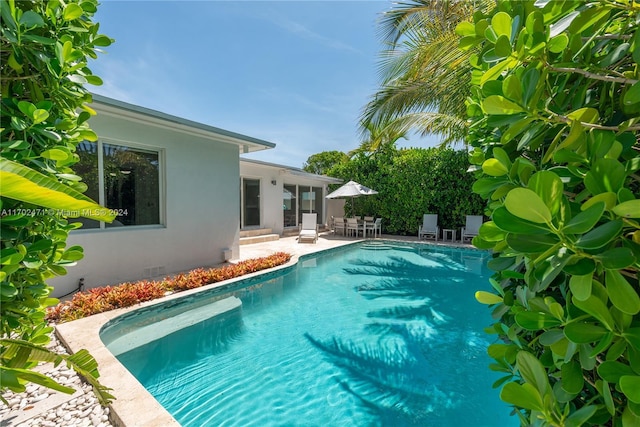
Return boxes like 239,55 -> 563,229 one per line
326,180 -> 378,214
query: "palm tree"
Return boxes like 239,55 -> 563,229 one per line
361,0 -> 487,147
349,119 -> 408,157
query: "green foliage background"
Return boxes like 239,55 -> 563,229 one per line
327,146 -> 484,234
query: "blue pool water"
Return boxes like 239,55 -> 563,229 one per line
102,242 -> 516,426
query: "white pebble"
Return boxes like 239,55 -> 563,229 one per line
33,393 -> 49,402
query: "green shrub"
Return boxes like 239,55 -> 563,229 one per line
461,0 -> 640,425
46,252 -> 292,323
330,145 -> 484,233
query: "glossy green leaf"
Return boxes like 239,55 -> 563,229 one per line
598,361 -> 634,383
547,34 -> 568,53
521,67 -> 540,105
482,158 -> 509,176
492,206 -> 550,234
482,95 -> 525,115
500,382 -> 544,411
575,219 -> 623,250
0,158 -> 115,222
517,351 -> 550,395
476,291 -> 503,305
584,158 -> 626,194
621,376 -> 640,404
506,233 -> 559,253
570,274 -> 592,301
494,35 -> 512,58
455,21 -> 475,37
573,295 -> 615,331
567,107 -> 599,124
491,12 -> 512,38
478,221 -> 505,242
624,81 -> 640,106
595,247 -> 636,270
1,248 -> 24,265
40,149 -> 69,161
583,192 -> 617,211
565,405 -> 598,427
515,311 -> 562,330
481,57 -> 518,84
613,200 -> 640,218
561,360 -> 584,393
528,171 -> 563,216
606,270 -> 640,315
564,322 -> 607,344
505,188 -> 551,223
63,3 -> 83,20
564,257 -> 596,276
563,202 -> 604,235
19,10 -> 45,27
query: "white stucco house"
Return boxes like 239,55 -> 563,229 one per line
49,95 -> 342,297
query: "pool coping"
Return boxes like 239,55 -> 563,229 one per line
55,237 -> 476,426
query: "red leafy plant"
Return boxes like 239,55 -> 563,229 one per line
47,252 -> 292,323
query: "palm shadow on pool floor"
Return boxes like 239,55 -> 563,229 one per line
305,251 -> 504,426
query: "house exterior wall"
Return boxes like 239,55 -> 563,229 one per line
49,109 -> 241,297
239,161 -> 338,235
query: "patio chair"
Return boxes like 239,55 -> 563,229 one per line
333,217 -> 345,235
461,215 -> 483,243
418,214 -> 439,241
346,217 -> 362,237
298,213 -> 318,243
363,216 -> 374,222
365,218 -> 382,238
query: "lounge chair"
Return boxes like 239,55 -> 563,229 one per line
418,214 -> 439,241
298,213 -> 318,243
461,215 -> 483,243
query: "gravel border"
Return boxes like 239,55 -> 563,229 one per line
0,331 -> 114,427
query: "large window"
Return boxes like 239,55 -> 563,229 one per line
297,186 -> 322,224
283,184 -> 297,227
75,140 -> 162,229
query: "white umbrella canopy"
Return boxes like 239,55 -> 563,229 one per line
326,181 -> 378,216
325,180 -> 378,199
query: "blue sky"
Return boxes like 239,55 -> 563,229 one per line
91,1 -> 440,168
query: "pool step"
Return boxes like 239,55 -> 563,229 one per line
360,241 -> 393,250
106,296 -> 242,356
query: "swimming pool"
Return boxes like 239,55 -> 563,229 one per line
101,241 -> 516,426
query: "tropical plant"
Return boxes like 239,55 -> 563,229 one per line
361,0 -> 488,146
1,0 -> 115,404
461,0 -> 640,425
46,252 -> 292,323
302,150 -> 349,174
329,145 -> 484,233
349,119 -> 407,157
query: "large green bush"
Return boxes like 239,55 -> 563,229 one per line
329,145 -> 484,233
460,0 -> 640,425
1,0 -> 114,403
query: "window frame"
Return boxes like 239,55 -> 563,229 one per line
74,138 -> 165,231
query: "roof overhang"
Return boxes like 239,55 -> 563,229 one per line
90,94 -> 276,154
240,158 -> 342,184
